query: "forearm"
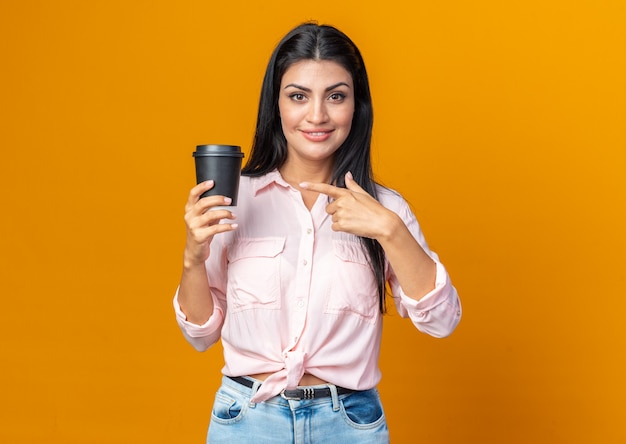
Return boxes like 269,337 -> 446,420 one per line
377,214 -> 437,301
177,260 -> 215,325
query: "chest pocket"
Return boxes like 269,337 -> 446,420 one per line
324,240 -> 380,322
227,237 -> 285,312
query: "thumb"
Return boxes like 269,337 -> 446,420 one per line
345,171 -> 366,193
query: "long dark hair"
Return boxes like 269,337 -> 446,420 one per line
242,22 -> 387,313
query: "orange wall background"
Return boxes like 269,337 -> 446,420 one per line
1,1 -> 625,443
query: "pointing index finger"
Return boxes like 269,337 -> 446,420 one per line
299,181 -> 346,198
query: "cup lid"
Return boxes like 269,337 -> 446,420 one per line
193,144 -> 244,157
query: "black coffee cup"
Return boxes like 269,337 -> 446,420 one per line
193,144 -> 245,204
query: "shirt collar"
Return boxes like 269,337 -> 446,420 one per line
250,169 -> 290,195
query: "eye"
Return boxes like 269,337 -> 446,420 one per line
289,93 -> 306,102
328,92 -> 346,102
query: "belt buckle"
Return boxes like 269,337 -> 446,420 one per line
281,387 -> 315,400
280,389 -> 302,401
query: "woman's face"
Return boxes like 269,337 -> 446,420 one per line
278,59 -> 355,167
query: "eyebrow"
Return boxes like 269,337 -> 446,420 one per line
283,82 -> 352,92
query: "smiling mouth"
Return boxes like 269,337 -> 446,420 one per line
301,130 -> 333,141
304,130 -> 332,135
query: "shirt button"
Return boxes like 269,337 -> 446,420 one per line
297,300 -> 304,308
306,228 -> 313,234
302,259 -> 308,266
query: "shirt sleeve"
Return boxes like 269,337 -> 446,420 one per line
173,287 -> 225,351
172,237 -> 228,351
386,194 -> 462,338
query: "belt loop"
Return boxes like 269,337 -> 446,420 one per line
249,379 -> 261,408
328,384 -> 340,412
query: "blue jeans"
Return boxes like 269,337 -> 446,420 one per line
207,376 -> 390,443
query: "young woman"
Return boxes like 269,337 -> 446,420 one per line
174,22 -> 461,443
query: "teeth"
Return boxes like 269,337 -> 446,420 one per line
309,132 -> 326,136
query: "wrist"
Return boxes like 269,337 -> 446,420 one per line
375,211 -> 404,244
183,251 -> 208,271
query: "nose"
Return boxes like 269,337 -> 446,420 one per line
306,98 -> 329,124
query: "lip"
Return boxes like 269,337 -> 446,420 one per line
301,129 -> 334,142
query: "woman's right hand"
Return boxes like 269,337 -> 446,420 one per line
183,180 -> 237,268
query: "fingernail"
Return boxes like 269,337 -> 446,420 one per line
224,197 -> 232,204
230,223 -> 239,229
206,180 -> 214,186
346,171 -> 353,181
299,182 -> 309,189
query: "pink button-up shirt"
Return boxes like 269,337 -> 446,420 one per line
174,170 -> 461,402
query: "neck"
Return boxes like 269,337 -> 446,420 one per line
279,159 -> 334,187
279,158 -> 334,211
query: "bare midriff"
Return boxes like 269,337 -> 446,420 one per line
249,372 -> 328,387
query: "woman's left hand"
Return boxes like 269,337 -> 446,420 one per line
300,172 -> 399,240
303,171 -> 438,300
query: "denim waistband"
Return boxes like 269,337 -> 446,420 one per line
220,375 -> 357,410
